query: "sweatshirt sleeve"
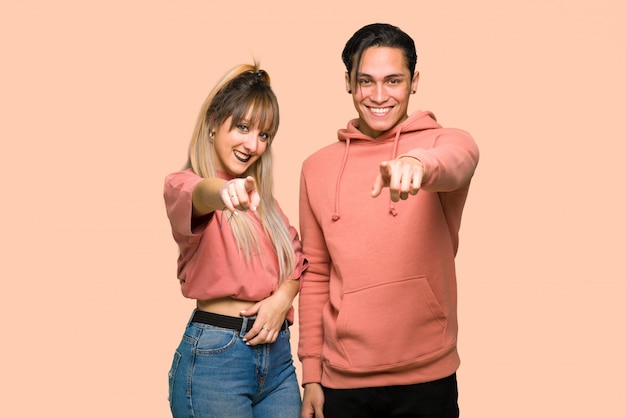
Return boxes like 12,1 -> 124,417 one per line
289,224 -> 308,280
400,128 -> 479,192
275,199 -> 308,280
297,168 -> 331,385
163,170 -> 205,237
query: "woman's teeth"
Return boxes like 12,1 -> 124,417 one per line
234,150 -> 251,162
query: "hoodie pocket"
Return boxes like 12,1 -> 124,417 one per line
334,276 -> 448,371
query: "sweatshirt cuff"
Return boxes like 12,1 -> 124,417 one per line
397,152 -> 425,167
300,357 -> 323,386
289,258 -> 308,280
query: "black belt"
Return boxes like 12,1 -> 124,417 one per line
191,310 -> 289,332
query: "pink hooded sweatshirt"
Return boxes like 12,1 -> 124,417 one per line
297,110 -> 479,388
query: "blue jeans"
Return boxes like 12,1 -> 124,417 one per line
168,312 -> 301,418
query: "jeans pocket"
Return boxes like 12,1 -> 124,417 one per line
194,326 -> 238,354
167,351 -> 182,402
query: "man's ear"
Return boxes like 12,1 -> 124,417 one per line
411,71 -> 420,94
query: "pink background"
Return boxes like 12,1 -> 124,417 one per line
1,1 -> 625,416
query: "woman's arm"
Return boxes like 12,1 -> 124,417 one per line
192,176 -> 260,217
191,177 -> 228,217
240,278 -> 300,346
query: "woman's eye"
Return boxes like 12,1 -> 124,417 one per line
259,132 -> 271,142
237,124 -> 249,132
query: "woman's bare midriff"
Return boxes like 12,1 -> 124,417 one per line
196,297 -> 257,317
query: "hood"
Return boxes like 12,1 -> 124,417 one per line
331,111 -> 441,221
337,110 -> 441,143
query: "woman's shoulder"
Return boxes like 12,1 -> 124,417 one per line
165,168 -> 198,182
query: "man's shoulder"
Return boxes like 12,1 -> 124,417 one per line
303,141 -> 345,166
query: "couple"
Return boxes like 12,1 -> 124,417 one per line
164,23 -> 479,418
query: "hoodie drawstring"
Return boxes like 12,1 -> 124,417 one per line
387,129 -> 403,217
332,112 -> 439,222
333,128 -> 404,221
332,138 -> 350,221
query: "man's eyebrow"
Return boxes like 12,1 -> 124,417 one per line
356,72 -> 407,79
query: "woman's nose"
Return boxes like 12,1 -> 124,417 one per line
243,133 -> 258,151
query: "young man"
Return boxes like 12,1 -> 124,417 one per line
298,23 -> 480,418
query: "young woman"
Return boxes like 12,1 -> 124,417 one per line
164,63 -> 306,418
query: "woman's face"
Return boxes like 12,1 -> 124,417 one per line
212,113 -> 271,177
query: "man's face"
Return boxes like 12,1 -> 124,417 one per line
346,46 -> 419,138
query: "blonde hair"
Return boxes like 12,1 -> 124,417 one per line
186,63 -> 296,281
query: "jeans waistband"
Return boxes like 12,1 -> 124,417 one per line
191,310 -> 289,332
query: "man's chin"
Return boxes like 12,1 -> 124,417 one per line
360,121 -> 394,137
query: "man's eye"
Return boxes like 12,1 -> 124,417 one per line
358,79 -> 371,85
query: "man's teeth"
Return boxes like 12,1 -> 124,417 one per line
370,107 -> 389,115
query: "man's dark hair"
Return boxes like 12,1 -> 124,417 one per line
342,23 -> 418,84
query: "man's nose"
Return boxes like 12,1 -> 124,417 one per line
372,83 -> 387,102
